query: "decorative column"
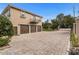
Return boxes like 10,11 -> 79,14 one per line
17,25 -> 20,35
36,25 -> 38,32
29,25 -> 31,33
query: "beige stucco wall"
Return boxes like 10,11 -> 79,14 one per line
73,23 -> 76,34
75,23 -> 79,38
73,20 -> 79,38
9,8 -> 42,26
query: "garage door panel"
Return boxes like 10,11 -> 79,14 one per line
31,25 -> 36,33
20,25 -> 29,34
37,26 -> 41,32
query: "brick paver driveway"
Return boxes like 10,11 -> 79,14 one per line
0,29 -> 70,55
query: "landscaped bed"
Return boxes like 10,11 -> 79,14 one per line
69,32 -> 79,55
0,36 -> 10,47
0,15 -> 14,48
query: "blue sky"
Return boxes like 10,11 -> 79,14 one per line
0,3 -> 79,21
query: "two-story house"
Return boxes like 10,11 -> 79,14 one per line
1,5 -> 43,35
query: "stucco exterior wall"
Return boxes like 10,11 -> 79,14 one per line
10,8 -> 42,26
73,23 -> 76,34
73,20 -> 79,38
75,23 -> 79,37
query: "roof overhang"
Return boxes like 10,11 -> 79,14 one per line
2,5 -> 43,18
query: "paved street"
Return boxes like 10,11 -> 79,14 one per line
0,29 -> 70,55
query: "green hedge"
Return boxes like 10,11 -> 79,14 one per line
70,32 -> 79,47
0,15 -> 14,37
0,37 -> 10,47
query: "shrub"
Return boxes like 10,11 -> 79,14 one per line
0,37 -> 10,47
0,15 -> 14,37
70,32 -> 79,47
43,28 -> 52,31
0,15 -> 14,47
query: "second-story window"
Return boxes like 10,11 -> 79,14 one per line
36,16 -> 41,22
20,12 -> 26,18
33,16 -> 36,20
4,10 -> 10,17
7,11 -> 10,17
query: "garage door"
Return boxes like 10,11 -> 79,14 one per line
31,25 -> 36,33
37,26 -> 41,32
20,25 -> 29,34
13,27 -> 17,35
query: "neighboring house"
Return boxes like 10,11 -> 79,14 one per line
1,5 -> 43,35
73,17 -> 79,37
